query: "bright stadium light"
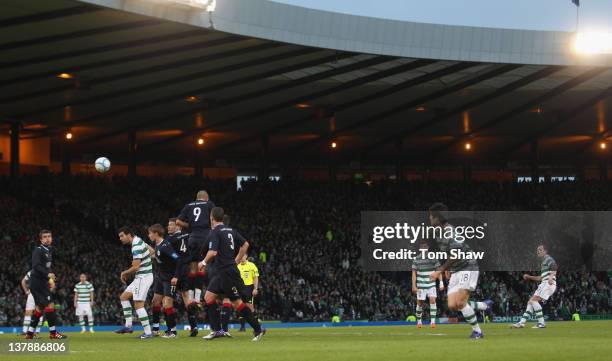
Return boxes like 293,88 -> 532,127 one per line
150,0 -> 216,11
574,31 -> 612,55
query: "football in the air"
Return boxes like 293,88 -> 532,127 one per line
94,157 -> 111,173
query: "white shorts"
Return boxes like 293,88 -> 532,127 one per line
75,304 -> 93,317
534,282 -> 556,301
448,271 -> 479,295
125,275 -> 154,301
416,287 -> 437,301
25,293 -> 36,311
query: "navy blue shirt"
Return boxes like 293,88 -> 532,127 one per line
155,239 -> 180,280
207,224 -> 247,270
178,200 -> 215,235
31,245 -> 52,280
168,231 -> 190,268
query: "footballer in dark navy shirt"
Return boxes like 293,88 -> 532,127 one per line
198,207 -> 265,341
177,190 -> 215,304
26,229 -> 67,339
149,224 -> 180,338
166,218 -> 201,336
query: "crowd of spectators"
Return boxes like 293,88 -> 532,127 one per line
0,175 -> 610,326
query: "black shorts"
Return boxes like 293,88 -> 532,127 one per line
241,285 -> 255,304
188,233 -> 209,262
154,276 -> 179,297
153,277 -> 163,295
207,267 -> 244,301
202,265 -> 216,288
29,277 -> 51,306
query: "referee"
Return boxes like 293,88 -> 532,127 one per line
237,255 -> 259,332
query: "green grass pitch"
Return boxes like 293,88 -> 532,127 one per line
2,321 -> 612,361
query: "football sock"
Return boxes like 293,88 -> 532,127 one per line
237,303 -> 261,334
532,302 -> 545,324
221,303 -> 232,332
520,303 -> 534,324
460,304 -> 481,333
206,301 -> 221,332
416,305 -> 423,322
151,305 -> 161,331
430,303 -> 437,321
121,300 -> 133,328
135,307 -> 151,335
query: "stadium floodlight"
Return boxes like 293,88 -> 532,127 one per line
574,31 -> 612,55
149,0 -> 216,11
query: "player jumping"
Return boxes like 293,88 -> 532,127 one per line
25,230 -> 67,339
74,273 -> 95,333
198,207 -> 266,341
412,240 -> 444,329
512,244 -> 557,329
428,203 -> 492,339
177,190 -> 215,305
167,218 -> 200,336
115,227 -> 155,339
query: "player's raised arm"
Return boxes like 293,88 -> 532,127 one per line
176,205 -> 190,230
522,273 -> 542,282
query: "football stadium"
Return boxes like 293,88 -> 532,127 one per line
1,0 -> 612,360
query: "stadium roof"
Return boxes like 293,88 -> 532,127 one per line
2,0 -> 612,169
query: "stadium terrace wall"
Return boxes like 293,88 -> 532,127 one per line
2,162 -> 610,181
80,0 -> 612,66
0,318 -> 585,334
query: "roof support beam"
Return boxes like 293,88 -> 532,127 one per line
0,19 -> 162,52
140,58 -> 433,151
285,63 -> 519,156
70,50 -> 354,143
352,66 -> 564,158
503,83 -> 612,156
0,32 -> 228,89
217,61 -> 483,154
429,67 -> 606,156
0,5 -> 101,29
0,29 -> 206,70
11,41 -> 281,119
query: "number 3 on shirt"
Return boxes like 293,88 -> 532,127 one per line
228,233 -> 234,250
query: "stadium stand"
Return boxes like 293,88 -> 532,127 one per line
0,175 -> 610,326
